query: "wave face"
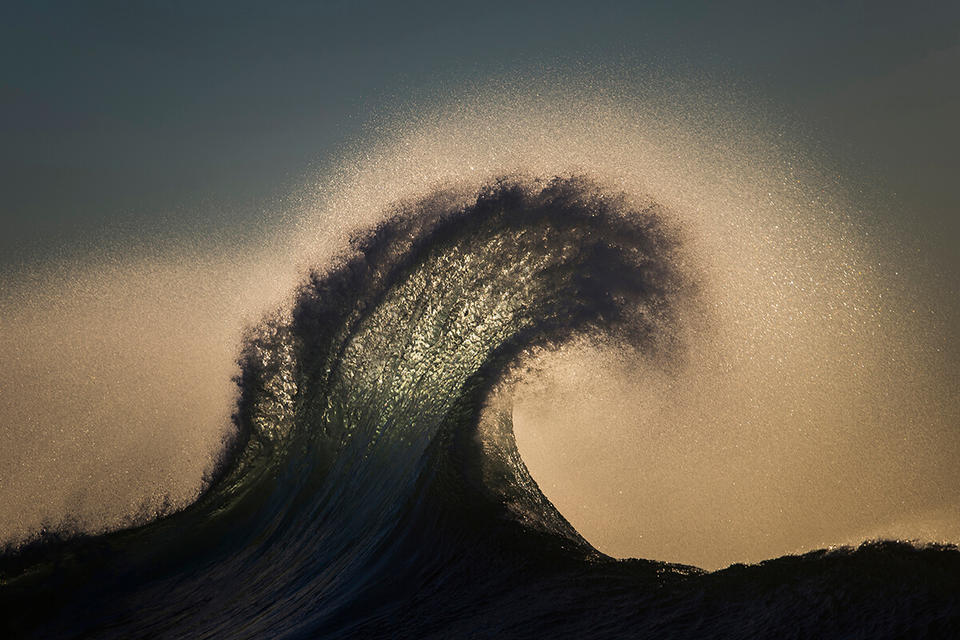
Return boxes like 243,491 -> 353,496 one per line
2,177 -> 958,639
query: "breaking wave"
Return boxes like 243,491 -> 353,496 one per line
1,176 -> 957,639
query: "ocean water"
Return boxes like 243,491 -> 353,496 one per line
2,176 -> 958,639
3,83 -> 959,638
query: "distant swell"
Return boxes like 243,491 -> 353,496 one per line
2,176 -> 958,639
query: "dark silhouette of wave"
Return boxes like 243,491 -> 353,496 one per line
2,176 -> 958,639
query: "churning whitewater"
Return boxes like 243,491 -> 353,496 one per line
1,177 -> 958,639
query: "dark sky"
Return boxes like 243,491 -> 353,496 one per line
2,1 -> 958,271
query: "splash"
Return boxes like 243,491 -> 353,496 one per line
1,83 -> 957,638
